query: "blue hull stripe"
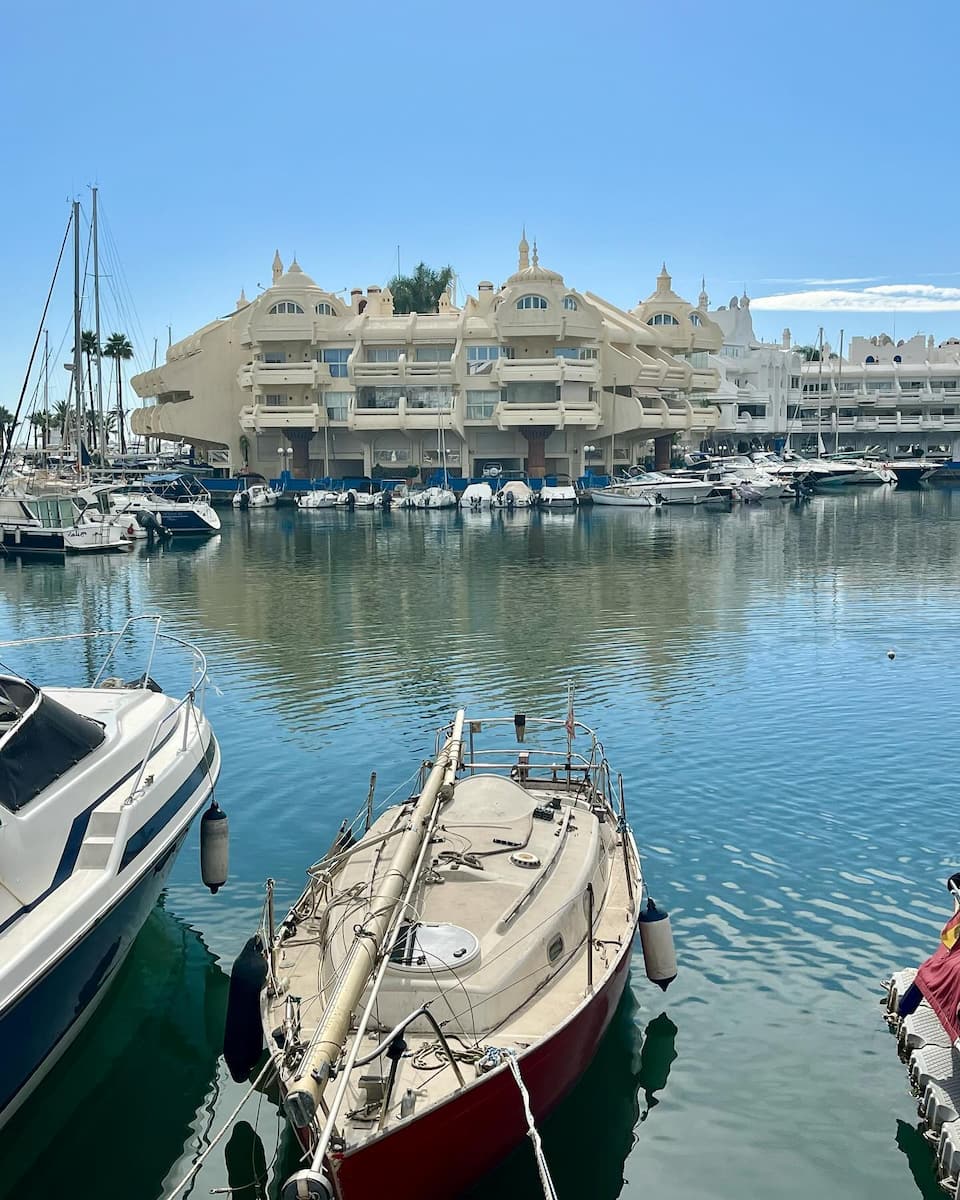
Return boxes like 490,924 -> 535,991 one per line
119,737 -> 217,871
0,830 -> 187,1122
0,723 -> 182,938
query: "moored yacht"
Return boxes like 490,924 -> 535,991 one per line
591,470 -> 713,505
539,481 -> 579,508
492,480 -> 536,508
226,705 -> 673,1200
0,616 -> 222,1129
0,493 -> 130,554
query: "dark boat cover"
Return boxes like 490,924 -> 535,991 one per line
0,686 -> 105,812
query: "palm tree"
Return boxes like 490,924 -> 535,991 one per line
795,345 -> 821,362
51,399 -> 72,443
80,330 -> 100,435
102,332 -> 133,453
0,407 -> 14,451
29,411 -> 49,449
387,262 -> 454,315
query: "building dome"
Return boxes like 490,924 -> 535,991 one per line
275,258 -> 318,289
506,234 -> 563,285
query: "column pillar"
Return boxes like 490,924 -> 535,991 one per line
287,429 -> 313,478
521,426 -> 552,478
654,433 -> 672,472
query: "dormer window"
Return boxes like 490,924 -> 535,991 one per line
269,301 -> 305,315
563,296 -> 578,311
865,355 -> 876,364
315,302 -> 337,317
647,313 -> 680,326
689,312 -> 702,327
516,295 -> 548,310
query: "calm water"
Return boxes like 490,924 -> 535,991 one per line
2,489 -> 960,1200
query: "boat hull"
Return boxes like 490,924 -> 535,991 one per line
324,935 -> 635,1200
0,829 -> 186,1128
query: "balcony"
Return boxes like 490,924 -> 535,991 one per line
239,403 -> 329,433
493,397 -> 601,431
348,396 -> 464,437
493,357 -> 599,386
238,361 -> 327,389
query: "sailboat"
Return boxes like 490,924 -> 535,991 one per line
412,404 -> 456,508
225,701 -> 676,1200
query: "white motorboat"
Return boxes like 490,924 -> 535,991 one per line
225,704 -> 674,1200
593,471 -> 712,505
539,482 -> 578,508
297,489 -> 340,510
409,486 -> 457,510
233,483 -> 279,509
589,484 -> 657,507
712,458 -> 790,499
339,489 -> 384,510
0,616 -> 223,1130
460,482 -> 494,510
104,475 -> 221,535
0,493 -> 130,554
492,480 -> 536,508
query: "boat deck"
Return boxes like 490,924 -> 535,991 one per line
268,771 -> 638,1146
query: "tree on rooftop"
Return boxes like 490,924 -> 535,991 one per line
387,262 -> 454,315
795,345 -> 821,361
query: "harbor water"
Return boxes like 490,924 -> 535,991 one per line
2,487 -> 959,1200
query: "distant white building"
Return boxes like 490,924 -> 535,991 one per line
796,332 -> 960,457
698,285 -> 802,448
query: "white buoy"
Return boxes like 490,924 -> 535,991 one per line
281,1169 -> 334,1200
638,897 -> 677,991
887,649 -> 896,660
200,800 -> 229,894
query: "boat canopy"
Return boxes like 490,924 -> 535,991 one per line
0,678 -> 105,812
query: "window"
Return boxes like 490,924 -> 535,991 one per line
562,296 -> 578,311
722,344 -> 743,358
315,302 -> 337,317
414,345 -> 454,362
547,934 -> 565,964
689,312 -> 703,326
264,393 -> 286,407
263,352 -> 286,364
865,355 -> 876,363
687,351 -> 710,368
325,391 -> 351,421
893,354 -> 902,363
554,347 -> 598,360
790,375 -> 801,389
317,348 -> 350,377
516,295 -> 548,310
366,346 -> 402,362
647,313 -> 680,326
466,390 -> 499,420
467,345 -> 505,376
268,301 -> 304,315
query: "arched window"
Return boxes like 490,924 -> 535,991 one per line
563,296 -> 578,311
516,295 -> 548,310
315,302 -> 337,317
269,301 -> 305,315
865,355 -> 876,364
689,312 -> 702,327
647,312 -> 680,326
893,354 -> 902,363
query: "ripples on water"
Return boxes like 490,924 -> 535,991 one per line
2,489 -> 960,1199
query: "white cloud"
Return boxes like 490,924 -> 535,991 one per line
751,283 -> 960,312
756,276 -> 881,286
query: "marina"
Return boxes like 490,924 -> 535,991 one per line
0,489 -> 959,1198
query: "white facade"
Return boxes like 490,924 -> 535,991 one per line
131,240 -> 722,479
795,332 -> 960,457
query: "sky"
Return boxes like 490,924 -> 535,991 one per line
2,0 -> 959,413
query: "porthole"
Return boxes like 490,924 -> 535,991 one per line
547,934 -> 564,963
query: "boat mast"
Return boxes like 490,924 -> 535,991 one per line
43,329 -> 49,468
815,326 -> 824,457
834,329 -> 844,455
92,187 -> 106,469
72,199 -> 83,477
284,711 -> 465,1130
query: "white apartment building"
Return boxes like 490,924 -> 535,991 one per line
795,332 -> 960,458
131,238 -> 722,479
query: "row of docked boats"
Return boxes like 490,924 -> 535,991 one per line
293,478 -> 579,512
0,473 -> 221,555
0,619 -> 675,1200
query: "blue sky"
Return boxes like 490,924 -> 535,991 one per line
3,0 -> 958,411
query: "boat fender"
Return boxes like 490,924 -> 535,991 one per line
281,1169 -> 334,1200
223,934 -> 267,1082
638,897 -> 677,991
200,800 -> 229,893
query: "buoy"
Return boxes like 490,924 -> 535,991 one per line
281,1169 -> 334,1200
223,934 -> 267,1082
638,897 -> 677,991
887,649 -> 896,660
200,800 -> 229,894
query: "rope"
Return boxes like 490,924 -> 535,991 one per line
504,1051 -> 559,1200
